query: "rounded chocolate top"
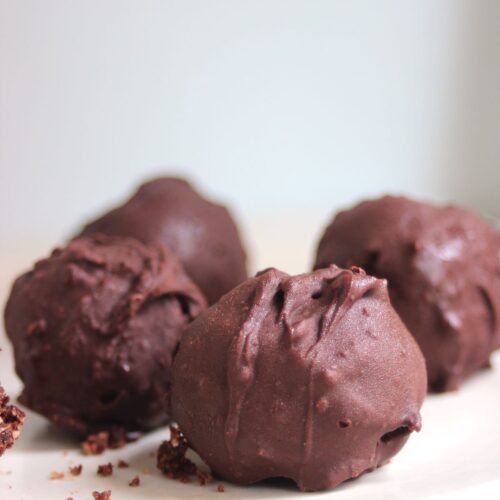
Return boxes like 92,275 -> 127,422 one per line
315,195 -> 500,391
78,177 -> 247,304
4,235 -> 206,439
172,265 -> 426,491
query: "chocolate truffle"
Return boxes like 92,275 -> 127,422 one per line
0,385 -> 24,456
314,196 -> 500,392
4,235 -> 205,441
171,265 -> 426,491
77,177 -> 247,305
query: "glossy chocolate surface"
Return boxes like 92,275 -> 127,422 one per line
78,177 -> 247,304
315,196 -> 500,391
172,265 -> 426,491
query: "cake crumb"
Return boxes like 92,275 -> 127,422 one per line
97,463 -> 113,477
92,491 -> 111,500
49,471 -> 64,480
69,464 -> 82,476
217,483 -> 225,493
197,470 -> 213,486
81,427 -> 133,454
129,476 -> 140,487
0,387 -> 25,456
157,426 -> 212,485
117,459 -> 129,468
81,432 -> 109,455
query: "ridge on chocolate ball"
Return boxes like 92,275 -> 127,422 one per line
77,177 -> 247,304
171,265 -> 426,491
4,235 -> 206,442
314,195 -> 500,392
0,385 -> 25,456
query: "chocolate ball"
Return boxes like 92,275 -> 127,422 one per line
77,177 -> 247,305
0,385 -> 24,456
314,196 -> 500,392
4,235 -> 205,441
171,265 -> 426,491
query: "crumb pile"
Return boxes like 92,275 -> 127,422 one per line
0,385 -> 24,457
157,426 -> 213,486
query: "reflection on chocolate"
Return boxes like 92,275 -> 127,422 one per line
4,235 -> 205,440
172,265 -> 426,491
78,177 -> 247,304
315,196 -> 500,391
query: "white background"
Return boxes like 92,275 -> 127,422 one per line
1,0 -> 499,272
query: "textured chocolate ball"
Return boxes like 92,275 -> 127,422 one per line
77,177 -> 247,305
315,196 -> 500,392
4,235 -> 205,441
171,265 -> 426,491
0,385 -> 24,457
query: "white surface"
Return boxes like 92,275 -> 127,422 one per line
1,341 -> 499,500
1,244 -> 500,500
1,0 -> 500,250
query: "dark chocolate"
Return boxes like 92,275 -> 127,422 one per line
4,234 -> 205,439
171,265 -> 426,491
315,196 -> 500,391
77,177 -> 247,304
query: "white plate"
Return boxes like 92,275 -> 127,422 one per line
1,255 -> 500,499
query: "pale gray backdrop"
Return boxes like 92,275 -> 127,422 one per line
1,0 -> 499,271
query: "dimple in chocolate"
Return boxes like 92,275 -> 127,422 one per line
172,265 -> 426,491
315,196 -> 500,391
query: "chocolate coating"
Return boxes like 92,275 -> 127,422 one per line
172,265 -> 426,491
78,177 -> 247,304
315,196 -> 500,392
4,235 -> 205,439
0,385 -> 24,456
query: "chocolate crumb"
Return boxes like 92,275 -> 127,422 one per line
92,491 -> 111,500
81,432 -> 109,455
80,428 -> 137,454
0,387 -> 25,456
129,476 -> 140,487
97,463 -> 113,477
217,483 -> 225,493
49,471 -> 64,480
117,459 -> 129,468
157,426 -> 212,485
69,464 -> 82,476
197,470 -> 213,486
